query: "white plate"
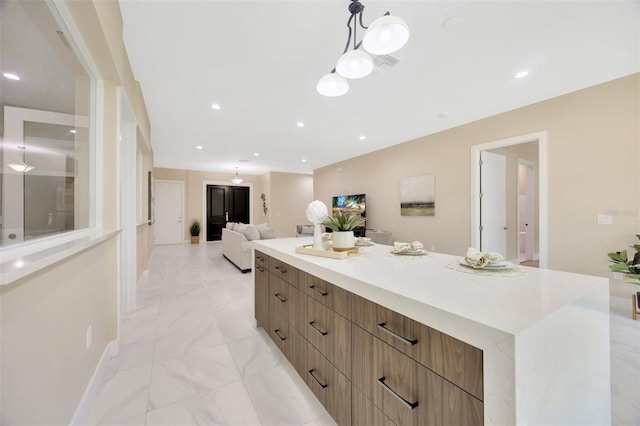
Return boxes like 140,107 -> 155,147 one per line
459,259 -> 515,269
391,249 -> 428,256
355,242 -> 375,247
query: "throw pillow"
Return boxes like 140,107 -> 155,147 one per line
225,222 -> 235,230
256,223 -> 275,240
237,224 -> 261,241
301,225 -> 314,235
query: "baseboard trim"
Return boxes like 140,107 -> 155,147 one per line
69,340 -> 116,425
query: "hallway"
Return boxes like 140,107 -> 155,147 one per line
85,242 -> 639,425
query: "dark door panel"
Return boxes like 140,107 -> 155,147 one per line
206,185 -> 250,241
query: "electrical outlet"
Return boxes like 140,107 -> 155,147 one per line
86,326 -> 92,349
597,214 -> 613,225
613,272 -> 623,280
431,245 -> 436,252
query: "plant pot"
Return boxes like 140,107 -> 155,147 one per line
191,236 -> 199,244
332,231 -> 355,252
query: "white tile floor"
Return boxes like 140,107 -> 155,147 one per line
85,242 -> 640,425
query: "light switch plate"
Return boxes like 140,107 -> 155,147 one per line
597,214 -> 613,225
613,272 -> 623,280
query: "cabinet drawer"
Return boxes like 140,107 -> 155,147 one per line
305,342 -> 351,426
352,386 -> 395,426
302,295 -> 352,378
299,270 -> 351,318
352,294 -> 483,400
254,259 -> 269,329
268,310 -> 289,355
255,250 -> 269,269
269,258 -> 298,287
352,326 -> 483,426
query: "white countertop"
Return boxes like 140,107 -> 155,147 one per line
254,238 -> 608,337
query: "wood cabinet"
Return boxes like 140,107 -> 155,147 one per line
254,252 -> 269,329
254,251 -> 484,426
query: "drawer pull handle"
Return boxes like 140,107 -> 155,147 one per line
309,285 -> 328,297
308,369 -> 328,389
274,329 -> 287,341
274,266 -> 287,273
273,293 -> 287,303
257,266 -> 265,272
378,377 -> 419,410
308,321 -> 328,336
377,322 -> 418,346
256,256 -> 264,261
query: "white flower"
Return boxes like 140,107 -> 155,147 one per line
306,200 -> 329,224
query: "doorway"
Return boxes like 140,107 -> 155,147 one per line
206,185 -> 250,241
471,131 -> 547,268
154,180 -> 184,244
518,159 -> 535,263
479,151 -> 507,254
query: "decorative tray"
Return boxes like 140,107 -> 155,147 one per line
295,244 -> 364,259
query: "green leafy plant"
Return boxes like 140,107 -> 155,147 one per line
189,219 -> 201,237
322,210 -> 365,232
607,234 -> 640,285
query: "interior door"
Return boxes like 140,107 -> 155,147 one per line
480,151 -> 507,255
154,180 -> 184,245
207,185 -> 250,241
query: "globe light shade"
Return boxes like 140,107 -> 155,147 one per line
335,49 -> 374,79
316,73 -> 349,97
362,14 -> 410,55
7,163 -> 35,173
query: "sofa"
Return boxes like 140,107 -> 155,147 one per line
222,222 -> 275,272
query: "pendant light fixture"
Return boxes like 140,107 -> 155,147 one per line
317,0 -> 409,97
7,146 -> 35,173
231,167 -> 243,184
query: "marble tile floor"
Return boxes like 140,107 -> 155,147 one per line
85,242 -> 334,426
85,242 -> 639,425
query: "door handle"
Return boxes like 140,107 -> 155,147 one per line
225,211 -> 229,221
503,226 -> 508,230
178,217 -> 182,223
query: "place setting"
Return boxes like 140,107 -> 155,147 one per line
448,248 -> 527,276
389,241 -> 429,256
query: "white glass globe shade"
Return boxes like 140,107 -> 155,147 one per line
336,49 -> 374,79
363,15 -> 410,55
316,73 -> 349,97
306,200 -> 329,224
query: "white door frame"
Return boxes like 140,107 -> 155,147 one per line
116,87 -> 138,315
471,131 -> 548,268
202,180 -> 253,241
154,179 -> 185,244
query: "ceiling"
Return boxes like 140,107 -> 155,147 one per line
119,0 -> 639,176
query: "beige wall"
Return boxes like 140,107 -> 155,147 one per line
315,74 -> 640,290
153,168 -> 313,240
268,172 -> 314,237
1,1 -> 154,424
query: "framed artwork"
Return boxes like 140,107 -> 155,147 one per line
148,171 -> 155,224
400,175 -> 435,216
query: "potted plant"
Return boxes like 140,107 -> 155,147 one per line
607,235 -> 640,319
189,219 -> 201,244
322,210 -> 365,251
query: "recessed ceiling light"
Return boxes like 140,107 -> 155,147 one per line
438,113 -> 449,119
301,158 -> 307,163
359,135 -> 366,140
211,103 -> 221,110
3,72 -> 20,80
514,70 -> 529,79
69,129 -> 77,134
297,122 -> 304,128
253,152 -> 259,157
196,145 -> 203,150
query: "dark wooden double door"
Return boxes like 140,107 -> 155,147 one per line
206,185 -> 250,241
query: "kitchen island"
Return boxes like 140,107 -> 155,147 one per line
253,238 -> 610,425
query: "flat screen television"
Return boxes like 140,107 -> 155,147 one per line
332,194 -> 366,220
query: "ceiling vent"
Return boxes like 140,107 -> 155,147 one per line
372,54 -> 399,74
